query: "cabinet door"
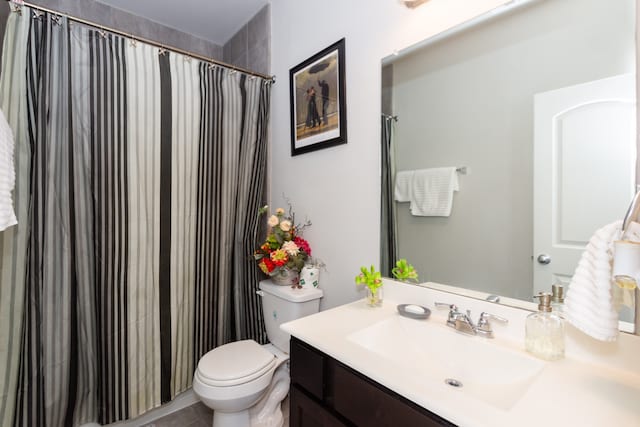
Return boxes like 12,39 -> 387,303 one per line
331,364 -> 454,427
290,338 -> 325,400
290,385 -> 348,427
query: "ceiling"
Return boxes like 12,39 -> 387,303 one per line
96,0 -> 269,45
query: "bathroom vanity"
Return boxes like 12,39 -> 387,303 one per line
282,279 -> 640,427
289,337 -> 453,426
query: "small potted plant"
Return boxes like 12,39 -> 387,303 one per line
355,265 -> 383,306
391,259 -> 419,283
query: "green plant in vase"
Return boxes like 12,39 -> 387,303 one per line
355,265 -> 383,306
391,259 -> 419,283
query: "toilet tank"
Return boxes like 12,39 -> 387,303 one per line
258,280 -> 323,354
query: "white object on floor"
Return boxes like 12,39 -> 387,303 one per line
192,280 -> 322,427
409,167 -> 459,217
0,108 -> 17,231
564,221 -> 622,341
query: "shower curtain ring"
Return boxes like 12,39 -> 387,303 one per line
10,4 -> 22,15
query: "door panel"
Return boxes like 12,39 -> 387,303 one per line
533,74 -> 636,295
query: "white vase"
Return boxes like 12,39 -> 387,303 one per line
300,265 -> 320,288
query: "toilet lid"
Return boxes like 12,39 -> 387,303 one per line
197,340 -> 276,387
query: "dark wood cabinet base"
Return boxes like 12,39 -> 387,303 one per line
289,337 -> 456,427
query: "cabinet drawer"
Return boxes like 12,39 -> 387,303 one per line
290,385 -> 348,427
331,363 -> 454,427
290,338 -> 325,400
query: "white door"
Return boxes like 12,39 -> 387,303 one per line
533,74 -> 636,296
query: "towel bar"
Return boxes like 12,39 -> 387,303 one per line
622,189 -> 640,236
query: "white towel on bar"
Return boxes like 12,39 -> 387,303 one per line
564,221 -> 622,342
394,170 -> 414,202
409,167 -> 459,217
0,108 -> 17,232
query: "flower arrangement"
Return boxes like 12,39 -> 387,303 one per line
392,259 -> 419,282
254,204 -> 312,283
355,265 -> 383,306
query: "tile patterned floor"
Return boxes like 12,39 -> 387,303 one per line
142,402 -> 212,427
143,398 -> 290,427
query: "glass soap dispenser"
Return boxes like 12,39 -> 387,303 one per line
525,292 -> 565,361
551,282 -> 565,315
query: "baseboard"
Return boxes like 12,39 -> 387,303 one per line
80,388 -> 199,427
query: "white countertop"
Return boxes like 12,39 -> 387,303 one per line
281,280 -> 640,427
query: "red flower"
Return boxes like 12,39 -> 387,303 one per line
259,258 -> 276,274
270,249 -> 288,267
294,237 -> 311,256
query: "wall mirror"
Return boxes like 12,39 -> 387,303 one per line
380,0 -> 637,327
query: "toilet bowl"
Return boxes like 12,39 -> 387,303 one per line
193,340 -> 287,426
193,280 -> 323,427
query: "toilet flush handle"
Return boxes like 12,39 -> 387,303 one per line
256,290 -> 265,297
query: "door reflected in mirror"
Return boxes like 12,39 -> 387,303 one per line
380,0 -> 637,323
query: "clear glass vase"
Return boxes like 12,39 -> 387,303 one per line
366,286 -> 383,307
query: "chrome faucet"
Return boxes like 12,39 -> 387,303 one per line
433,302 -> 464,328
435,302 -> 508,338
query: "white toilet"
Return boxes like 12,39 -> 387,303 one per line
193,280 -> 323,427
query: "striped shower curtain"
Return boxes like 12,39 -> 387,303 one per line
380,115 -> 397,277
0,7 -> 270,427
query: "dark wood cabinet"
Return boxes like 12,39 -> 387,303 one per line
289,337 -> 457,427
290,385 -> 348,427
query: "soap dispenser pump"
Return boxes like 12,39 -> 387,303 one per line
525,292 -> 565,361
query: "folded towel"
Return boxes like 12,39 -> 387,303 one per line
0,108 -> 17,232
394,170 -> 414,202
409,167 -> 459,217
564,221 -> 622,341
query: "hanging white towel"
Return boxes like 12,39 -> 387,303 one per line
0,108 -> 17,232
564,221 -> 622,342
394,170 -> 414,202
409,167 -> 459,217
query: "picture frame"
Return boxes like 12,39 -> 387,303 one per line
289,38 -> 347,156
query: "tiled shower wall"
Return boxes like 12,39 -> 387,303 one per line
1,0 -> 223,60
0,1 -> 271,76
223,4 -> 271,76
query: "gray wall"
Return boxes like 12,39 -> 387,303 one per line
381,64 -> 393,116
223,4 -> 271,76
0,1 -> 272,77
10,0 -> 223,59
392,0 -> 634,300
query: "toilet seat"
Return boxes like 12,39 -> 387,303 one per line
196,340 -> 276,387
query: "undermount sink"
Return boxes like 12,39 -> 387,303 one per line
347,315 -> 545,410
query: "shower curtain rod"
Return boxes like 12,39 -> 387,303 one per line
10,1 -> 276,83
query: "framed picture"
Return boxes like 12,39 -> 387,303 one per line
289,38 -> 347,156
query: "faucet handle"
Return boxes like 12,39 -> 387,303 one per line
477,312 -> 508,327
435,302 -> 459,327
475,312 -> 508,338
434,302 -> 457,311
